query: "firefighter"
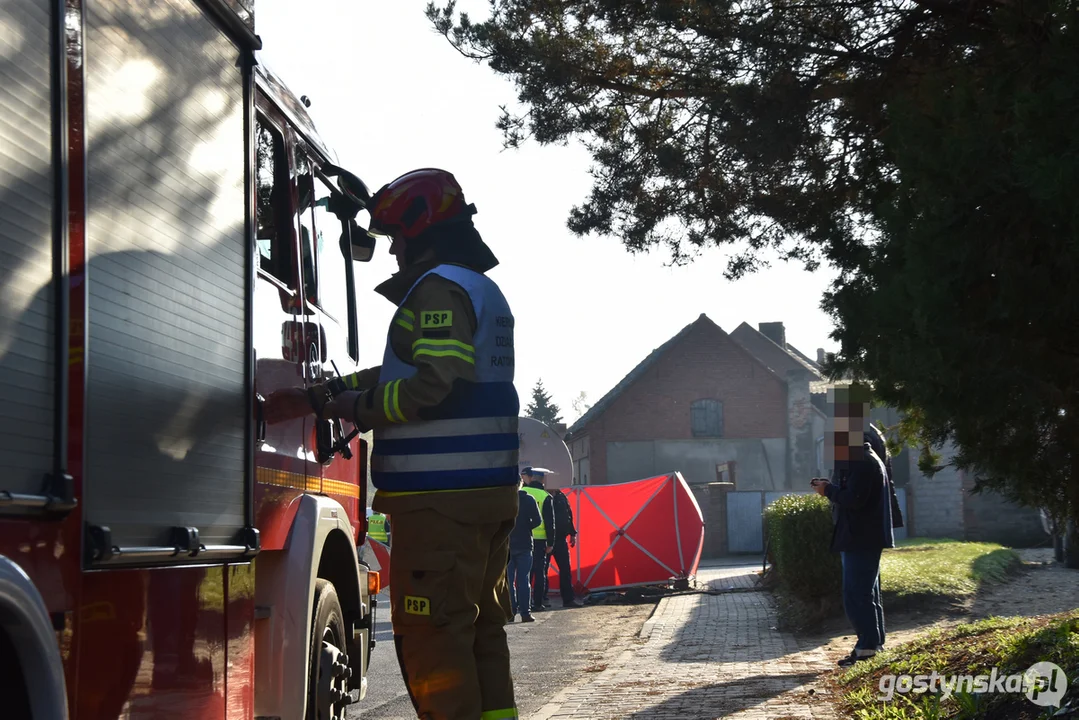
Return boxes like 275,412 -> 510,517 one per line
264,168 -> 519,720
368,509 -> 391,544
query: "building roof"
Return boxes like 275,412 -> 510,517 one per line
786,343 -> 822,371
567,314 -> 790,438
567,317 -> 701,436
728,323 -> 822,380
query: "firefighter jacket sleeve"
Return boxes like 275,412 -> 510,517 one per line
348,275 -> 479,432
341,365 -> 381,391
542,495 -> 556,549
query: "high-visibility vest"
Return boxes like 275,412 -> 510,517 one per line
368,513 -> 388,542
371,264 -> 519,492
522,485 -> 549,540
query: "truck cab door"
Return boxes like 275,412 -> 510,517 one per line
253,104 -> 316,549
296,147 -> 367,540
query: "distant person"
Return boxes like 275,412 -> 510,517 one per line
509,478 -> 542,622
521,467 -> 556,612
812,388 -> 894,667
549,486 -> 584,608
367,509 -> 390,545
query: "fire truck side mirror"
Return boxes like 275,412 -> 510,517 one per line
323,163 -> 372,210
345,219 -> 376,262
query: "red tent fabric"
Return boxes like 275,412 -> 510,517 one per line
547,472 -> 705,594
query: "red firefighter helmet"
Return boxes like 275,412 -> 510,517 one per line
367,168 -> 476,241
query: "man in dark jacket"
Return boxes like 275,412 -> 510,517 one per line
509,479 -> 541,622
547,488 -> 584,608
813,392 -> 894,667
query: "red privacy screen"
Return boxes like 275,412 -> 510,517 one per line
548,472 -> 705,594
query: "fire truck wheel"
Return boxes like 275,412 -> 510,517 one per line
307,579 -> 351,720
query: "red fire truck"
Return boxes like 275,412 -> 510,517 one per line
0,0 -> 380,717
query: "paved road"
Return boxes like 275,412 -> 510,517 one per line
536,562 -> 838,720
350,590 -> 655,718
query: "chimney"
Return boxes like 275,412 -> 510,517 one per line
817,348 -> 826,365
758,322 -> 786,348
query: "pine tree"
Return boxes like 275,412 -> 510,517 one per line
431,0 -> 1079,549
525,379 -> 562,426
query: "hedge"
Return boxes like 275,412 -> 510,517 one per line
764,493 -> 841,600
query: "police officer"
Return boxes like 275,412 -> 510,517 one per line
367,509 -> 390,544
265,168 -> 519,720
520,467 -> 555,612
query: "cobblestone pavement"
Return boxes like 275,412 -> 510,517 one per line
535,562 -> 839,719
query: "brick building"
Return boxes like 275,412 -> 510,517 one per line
565,315 -> 825,491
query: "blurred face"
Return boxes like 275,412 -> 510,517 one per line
826,386 -> 872,467
389,234 -> 407,271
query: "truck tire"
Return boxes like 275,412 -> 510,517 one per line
306,579 -> 351,720
0,629 -> 31,719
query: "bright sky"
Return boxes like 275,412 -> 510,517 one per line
255,0 -> 840,423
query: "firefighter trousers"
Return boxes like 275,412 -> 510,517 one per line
389,507 -> 518,720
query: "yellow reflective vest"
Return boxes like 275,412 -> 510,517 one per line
522,486 -> 550,541
368,512 -> 389,542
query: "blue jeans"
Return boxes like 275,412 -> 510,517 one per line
841,548 -> 885,650
507,549 -> 533,618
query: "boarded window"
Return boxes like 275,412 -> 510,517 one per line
691,399 -> 723,438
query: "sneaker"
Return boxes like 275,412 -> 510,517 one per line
837,649 -> 876,667
563,599 -> 584,608
520,615 -> 535,623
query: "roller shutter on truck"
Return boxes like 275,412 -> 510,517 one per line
0,1 -> 56,500
83,0 -> 250,556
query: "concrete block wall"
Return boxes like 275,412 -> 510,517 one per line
961,470 -> 1046,547
905,439 -> 1048,546
907,440 -> 965,539
606,438 -> 788,490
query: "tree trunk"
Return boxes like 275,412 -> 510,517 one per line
1065,461 -> 1079,568
1065,519 -> 1079,569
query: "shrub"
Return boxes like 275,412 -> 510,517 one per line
764,493 -> 841,600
